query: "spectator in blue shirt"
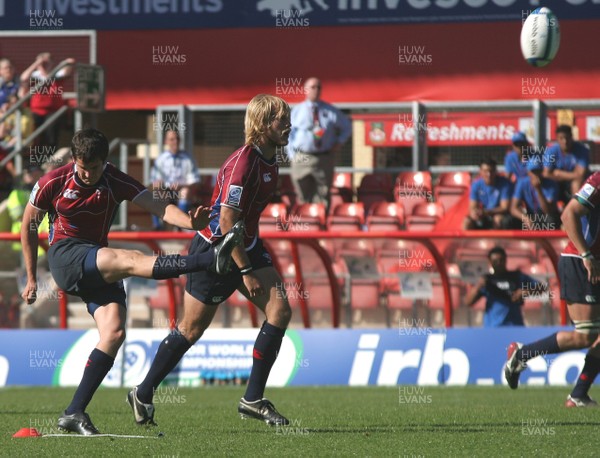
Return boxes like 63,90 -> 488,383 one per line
504,131 -> 530,183
542,124 -> 590,196
0,59 -> 20,106
465,246 -> 547,327
510,154 -> 560,230
463,158 -> 513,229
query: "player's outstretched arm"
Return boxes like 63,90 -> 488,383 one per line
21,203 -> 46,304
132,190 -> 213,230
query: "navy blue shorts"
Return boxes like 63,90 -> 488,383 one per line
559,255 -> 600,305
48,238 -> 127,316
185,233 -> 273,305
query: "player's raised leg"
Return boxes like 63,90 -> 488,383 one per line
238,265 -> 292,426
96,220 -> 245,284
58,301 -> 126,435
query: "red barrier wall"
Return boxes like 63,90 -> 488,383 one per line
97,20 -> 599,110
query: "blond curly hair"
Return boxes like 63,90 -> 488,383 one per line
244,94 -> 290,145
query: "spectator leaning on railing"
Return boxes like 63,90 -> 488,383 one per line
20,53 -> 76,149
0,93 -> 34,151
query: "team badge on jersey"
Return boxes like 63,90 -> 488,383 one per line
63,189 -> 80,200
227,185 -> 243,207
263,172 -> 272,183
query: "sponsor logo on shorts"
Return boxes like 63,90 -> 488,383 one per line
585,295 -> 597,303
211,296 -> 223,303
263,252 -> 272,263
227,185 -> 243,207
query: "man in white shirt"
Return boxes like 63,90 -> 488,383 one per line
287,78 -> 352,212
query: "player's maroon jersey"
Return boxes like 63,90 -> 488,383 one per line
200,144 -> 277,247
563,171 -> 600,257
29,162 -> 147,246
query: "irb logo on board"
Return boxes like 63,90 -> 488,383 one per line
348,333 -> 469,386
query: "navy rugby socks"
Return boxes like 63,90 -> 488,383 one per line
244,321 -> 286,402
151,251 -> 214,279
136,328 -> 191,403
571,354 -> 600,399
517,333 -> 560,362
65,348 -> 114,415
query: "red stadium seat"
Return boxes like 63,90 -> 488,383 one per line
395,171 -> 432,193
333,172 -> 353,189
453,239 -> 496,260
357,173 -> 394,215
328,202 -> 365,232
366,202 -> 405,231
433,172 -> 471,211
436,171 -> 471,188
336,238 -> 375,258
395,171 -> 433,216
259,203 -> 288,232
405,202 -> 444,232
291,203 -> 327,231
329,172 -> 354,214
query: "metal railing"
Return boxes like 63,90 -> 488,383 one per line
0,229 -> 566,330
0,59 -> 76,174
107,138 -> 152,230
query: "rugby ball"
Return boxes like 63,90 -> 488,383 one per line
520,7 -> 560,67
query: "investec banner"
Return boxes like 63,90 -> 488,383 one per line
0,327 -> 593,387
0,1 -> 598,31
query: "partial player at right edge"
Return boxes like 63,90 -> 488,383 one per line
504,172 -> 600,407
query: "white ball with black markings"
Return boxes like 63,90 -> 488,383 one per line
520,7 -> 560,68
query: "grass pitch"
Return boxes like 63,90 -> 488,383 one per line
0,386 -> 597,457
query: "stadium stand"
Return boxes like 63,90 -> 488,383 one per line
394,171 -> 433,216
357,173 -> 394,216
292,203 -> 327,231
329,172 -> 353,213
366,202 -> 405,231
405,202 -> 445,232
434,171 -> 471,211
259,203 -> 288,233
328,202 -> 365,232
